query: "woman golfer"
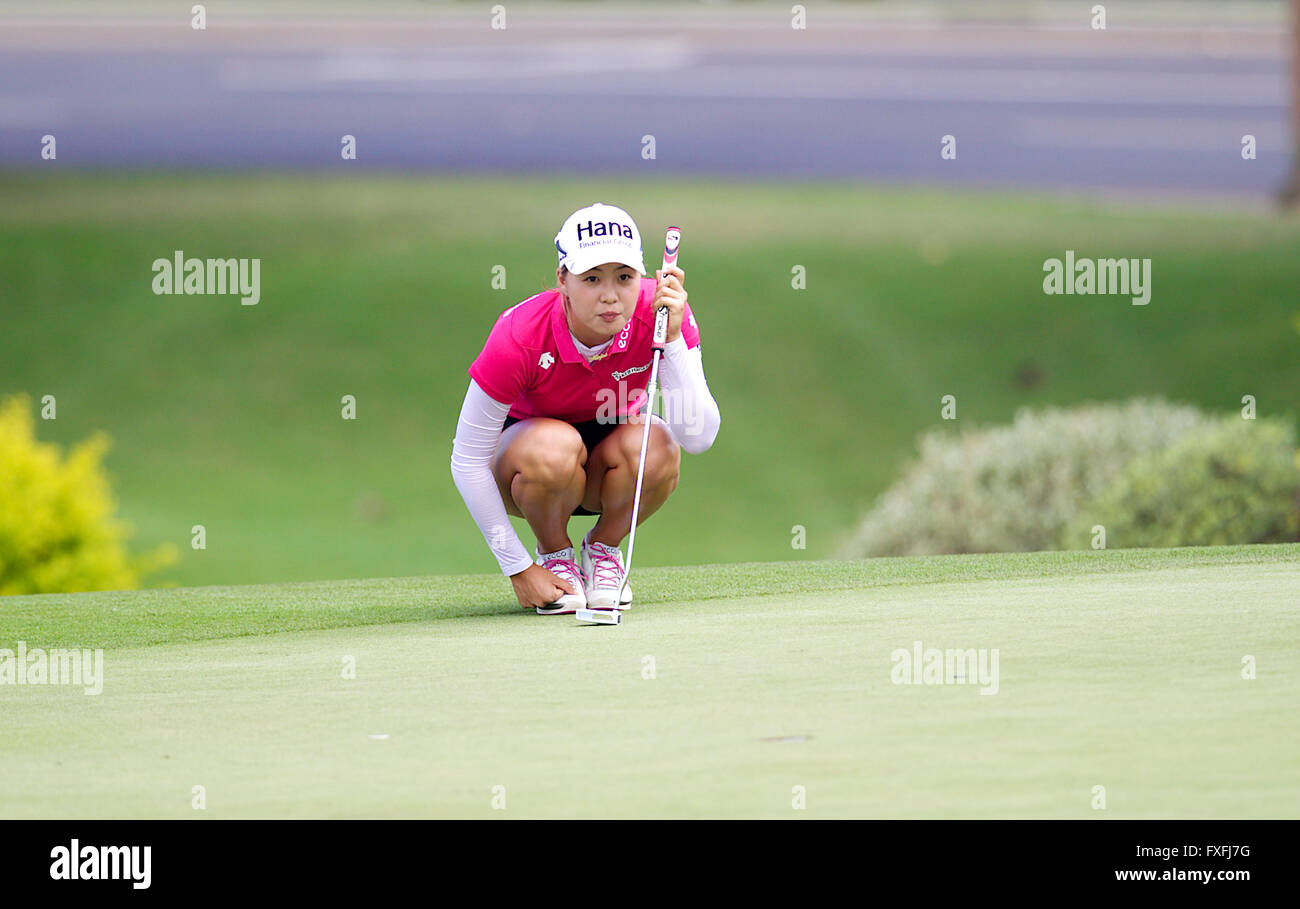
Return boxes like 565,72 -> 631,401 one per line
450,202 -> 721,614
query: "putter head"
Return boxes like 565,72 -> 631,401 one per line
575,608 -> 621,626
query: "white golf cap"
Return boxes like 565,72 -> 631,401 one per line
554,202 -> 647,276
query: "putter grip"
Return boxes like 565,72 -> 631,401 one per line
652,306 -> 669,348
654,226 -> 680,352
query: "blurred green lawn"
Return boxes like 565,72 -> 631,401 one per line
1,171 -> 1297,588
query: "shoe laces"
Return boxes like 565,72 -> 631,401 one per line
586,541 -> 625,587
542,557 -> 583,586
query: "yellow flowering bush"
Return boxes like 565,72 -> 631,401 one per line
0,394 -> 178,595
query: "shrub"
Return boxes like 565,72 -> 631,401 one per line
836,398 -> 1218,557
1065,417 -> 1300,549
0,393 -> 178,595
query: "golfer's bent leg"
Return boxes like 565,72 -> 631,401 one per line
590,426 -> 680,546
511,444 -> 586,554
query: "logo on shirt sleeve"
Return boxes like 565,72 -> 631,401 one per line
539,352 -> 555,370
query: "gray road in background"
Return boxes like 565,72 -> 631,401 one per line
0,12 -> 1290,196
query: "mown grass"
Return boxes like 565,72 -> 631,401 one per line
1,542 -> 1296,819
2,542 -> 1296,649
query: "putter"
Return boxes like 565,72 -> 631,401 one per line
576,227 -> 681,627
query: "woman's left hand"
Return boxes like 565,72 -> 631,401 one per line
653,265 -> 687,343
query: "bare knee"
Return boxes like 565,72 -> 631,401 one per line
621,423 -> 680,487
515,421 -> 585,488
653,430 -> 682,488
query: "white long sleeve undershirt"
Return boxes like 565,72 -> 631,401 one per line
656,336 -> 721,455
449,383 -> 535,577
449,338 -> 720,577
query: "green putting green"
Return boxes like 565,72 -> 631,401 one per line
2,544 -> 1296,818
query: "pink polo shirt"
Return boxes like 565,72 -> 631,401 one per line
468,278 -> 702,423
